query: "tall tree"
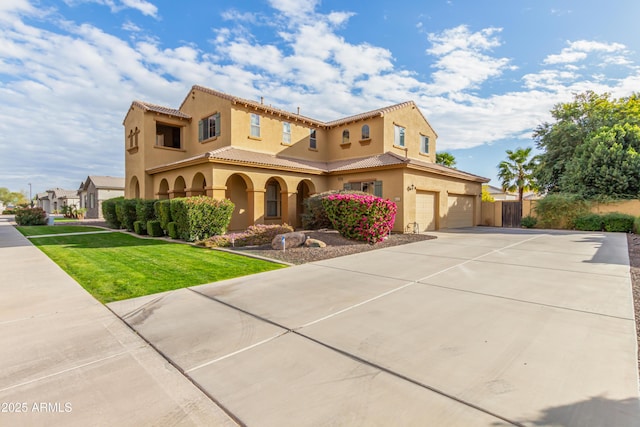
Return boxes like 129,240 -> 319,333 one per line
435,152 -> 456,168
497,147 -> 538,201
0,187 -> 27,206
534,91 -> 640,193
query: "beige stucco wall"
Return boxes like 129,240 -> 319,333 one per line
404,169 -> 482,229
383,107 -> 436,163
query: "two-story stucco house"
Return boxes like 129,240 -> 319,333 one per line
77,176 -> 125,219
124,85 -> 489,232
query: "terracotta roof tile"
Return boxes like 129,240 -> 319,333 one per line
88,176 -> 125,189
132,101 -> 191,119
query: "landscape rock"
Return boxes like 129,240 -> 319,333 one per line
271,232 -> 307,249
304,238 -> 327,248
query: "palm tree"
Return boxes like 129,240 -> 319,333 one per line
435,152 -> 457,168
497,147 -> 538,201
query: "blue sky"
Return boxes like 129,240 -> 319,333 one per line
1,0 -> 639,196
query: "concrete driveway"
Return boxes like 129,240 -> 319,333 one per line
109,228 -> 640,426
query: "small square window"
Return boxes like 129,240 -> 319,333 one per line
250,114 -> 261,138
394,125 -> 405,147
420,135 -> 429,153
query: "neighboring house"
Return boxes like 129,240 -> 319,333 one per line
486,185 -> 518,201
36,188 -> 80,214
124,85 -> 489,232
78,176 -> 125,219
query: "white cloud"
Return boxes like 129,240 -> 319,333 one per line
122,20 -> 141,32
63,0 -> 157,17
543,39 -> 626,64
425,25 -> 514,94
1,0 -> 639,192
121,0 -> 157,17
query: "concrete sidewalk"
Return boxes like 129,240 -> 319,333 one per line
111,227 -> 640,426
0,217 -> 237,426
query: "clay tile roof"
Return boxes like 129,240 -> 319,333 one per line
187,86 -> 324,127
327,153 -> 406,172
205,147 -> 328,172
132,101 -> 191,120
389,152 -> 489,182
325,101 -> 416,127
51,188 -> 80,199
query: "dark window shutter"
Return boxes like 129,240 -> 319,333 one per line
374,181 -> 383,197
198,119 -> 204,142
214,113 -> 221,137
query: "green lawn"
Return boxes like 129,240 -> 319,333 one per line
25,231 -> 286,303
18,225 -> 106,236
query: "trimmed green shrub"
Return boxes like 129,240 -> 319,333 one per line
136,199 -> 156,233
169,196 -> 234,241
200,224 -> 294,247
14,207 -> 47,226
534,194 -> 591,229
133,220 -> 146,235
602,212 -> 635,232
147,220 -> 164,237
521,215 -> 537,229
102,196 -> 124,229
574,214 -> 603,231
634,217 -> 640,234
115,198 -> 138,231
167,222 -> 178,239
301,190 -> 368,230
322,193 -> 396,244
154,199 -> 172,232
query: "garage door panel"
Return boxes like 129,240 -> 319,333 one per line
416,192 -> 437,232
447,195 -> 474,228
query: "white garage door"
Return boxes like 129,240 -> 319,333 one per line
447,195 -> 474,228
416,191 -> 437,232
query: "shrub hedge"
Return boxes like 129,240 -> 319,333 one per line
301,190 -> 368,230
136,199 -> 157,233
534,194 -> 591,229
133,220 -> 146,235
169,196 -> 234,242
574,213 -> 604,231
634,217 -> 640,234
14,207 -> 47,226
167,222 -> 178,239
115,198 -> 138,231
521,215 -> 537,229
154,199 -> 172,233
147,220 -> 164,237
322,193 -> 396,244
102,197 -> 124,229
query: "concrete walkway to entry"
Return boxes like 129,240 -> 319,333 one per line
110,227 -> 640,426
0,217 -> 237,426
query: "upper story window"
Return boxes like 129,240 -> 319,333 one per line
361,124 -> 370,140
250,113 -> 261,138
420,134 -> 429,154
342,129 -> 350,144
198,113 -> 220,142
394,124 -> 405,147
156,123 -> 181,149
309,129 -> 317,149
282,122 -> 291,144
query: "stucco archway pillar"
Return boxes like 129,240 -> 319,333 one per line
210,185 -> 227,200
284,191 -> 297,226
248,189 -> 266,225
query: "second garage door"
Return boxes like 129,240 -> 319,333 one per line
447,195 -> 474,228
416,191 -> 437,231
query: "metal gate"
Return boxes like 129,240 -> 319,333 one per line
502,202 -> 522,228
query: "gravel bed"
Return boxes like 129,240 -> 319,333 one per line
626,234 -> 640,380
229,230 -> 435,265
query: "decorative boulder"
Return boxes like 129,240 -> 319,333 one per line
271,232 -> 307,249
304,238 -> 327,248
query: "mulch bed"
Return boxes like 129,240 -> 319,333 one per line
229,230 -> 435,264
626,234 -> 640,379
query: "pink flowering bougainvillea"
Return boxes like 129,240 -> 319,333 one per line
322,193 -> 397,244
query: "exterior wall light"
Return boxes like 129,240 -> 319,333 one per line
407,184 -> 416,191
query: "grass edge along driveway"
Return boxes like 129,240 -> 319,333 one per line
17,226 -> 286,304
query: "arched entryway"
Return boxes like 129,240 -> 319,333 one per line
296,179 -> 315,228
172,176 -> 186,198
225,173 -> 252,231
130,176 -> 140,199
191,173 -> 207,196
158,179 -> 169,199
